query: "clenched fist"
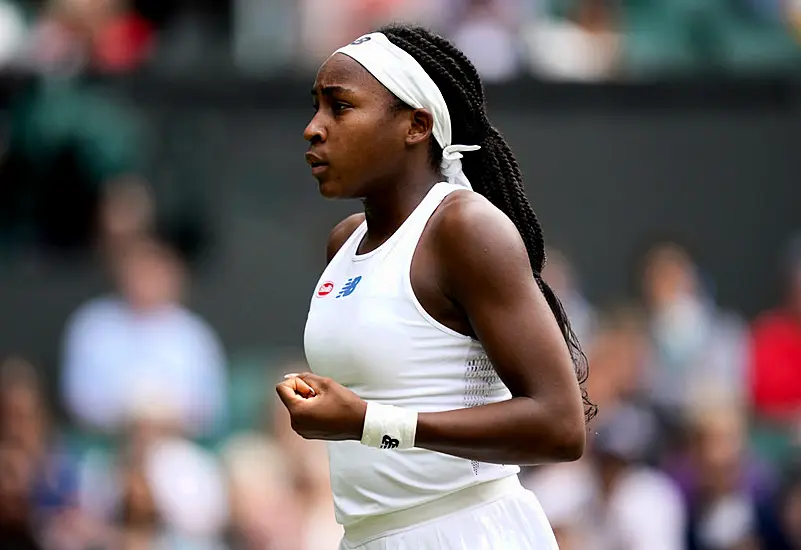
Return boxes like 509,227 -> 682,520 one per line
276,373 -> 367,442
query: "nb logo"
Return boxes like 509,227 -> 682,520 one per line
351,36 -> 372,45
336,276 -> 362,298
380,435 -> 399,449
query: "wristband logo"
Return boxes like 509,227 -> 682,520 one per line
380,435 -> 399,449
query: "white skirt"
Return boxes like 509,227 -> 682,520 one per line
339,476 -> 559,550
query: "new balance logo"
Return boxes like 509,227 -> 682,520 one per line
380,435 -> 399,449
351,36 -> 372,45
336,276 -> 362,298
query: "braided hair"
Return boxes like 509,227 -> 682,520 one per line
380,23 -> 597,424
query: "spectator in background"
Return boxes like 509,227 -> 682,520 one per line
665,399 -> 779,550
218,358 -> 341,550
583,305 -> 648,416
273,382 -> 342,550
0,444 -> 43,550
542,246 -> 597,346
450,0 -> 523,82
525,404 -> 685,550
298,0 -> 444,66
221,436 -> 303,550
521,0 -> 621,81
0,0 -> 156,261
0,79 -> 149,259
61,235 -> 227,437
76,388 -> 228,550
25,0 -> 154,74
135,437 -> 228,550
0,0 -> 26,70
750,234 -> 801,433
639,239 -> 749,421
0,357 -> 109,550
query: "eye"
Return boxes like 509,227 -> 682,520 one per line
333,101 -> 351,114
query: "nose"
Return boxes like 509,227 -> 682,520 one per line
304,112 -> 326,144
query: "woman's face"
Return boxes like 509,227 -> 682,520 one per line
304,51 -> 415,199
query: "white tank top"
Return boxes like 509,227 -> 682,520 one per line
304,182 -> 519,528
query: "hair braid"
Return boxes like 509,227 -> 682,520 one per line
380,24 -> 597,423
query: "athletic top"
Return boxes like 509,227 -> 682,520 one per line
304,182 -> 519,528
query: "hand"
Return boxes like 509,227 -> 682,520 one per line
276,373 -> 367,442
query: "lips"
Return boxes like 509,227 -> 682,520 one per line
305,152 -> 329,173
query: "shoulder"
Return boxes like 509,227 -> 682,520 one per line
180,308 -> 222,341
326,213 -> 365,263
66,296 -> 124,329
427,190 -> 532,286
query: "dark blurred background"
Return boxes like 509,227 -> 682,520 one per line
0,0 -> 800,549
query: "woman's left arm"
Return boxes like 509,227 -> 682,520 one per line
411,194 -> 586,465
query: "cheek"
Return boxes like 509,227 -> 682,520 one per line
327,123 -> 394,189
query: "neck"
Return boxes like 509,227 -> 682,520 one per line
361,165 -> 441,245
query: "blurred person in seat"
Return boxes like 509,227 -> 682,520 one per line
273,365 -> 343,550
525,404 -> 685,550
750,235 -> 801,436
221,435 -> 306,550
582,305 -> 649,419
0,0 -> 153,261
667,398 -> 779,550
638,239 -> 749,424
26,0 -> 154,74
0,81 -> 150,260
114,432 -> 228,550
61,235 -> 227,438
0,357 -> 104,550
0,444 -> 43,550
220,359 -> 341,550
449,0 -> 523,82
521,0 -> 621,82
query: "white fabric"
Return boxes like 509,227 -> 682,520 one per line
339,478 -> 558,549
526,462 -> 686,550
144,437 -> 229,538
304,182 -> 520,528
361,402 -> 418,450
335,32 -> 480,190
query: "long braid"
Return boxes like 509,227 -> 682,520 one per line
380,24 -> 597,424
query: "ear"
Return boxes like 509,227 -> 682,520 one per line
405,109 -> 434,147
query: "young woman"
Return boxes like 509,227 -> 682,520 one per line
277,24 -> 594,550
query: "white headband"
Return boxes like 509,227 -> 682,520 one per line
335,32 -> 480,190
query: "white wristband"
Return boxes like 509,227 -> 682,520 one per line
360,402 -> 418,450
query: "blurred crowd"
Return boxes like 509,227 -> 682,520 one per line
529,238 -> 801,550
0,2 -> 800,550
1,228 -> 801,549
0,0 -> 798,82
1,0 -> 799,265
0,229 -> 345,550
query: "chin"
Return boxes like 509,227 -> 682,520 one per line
317,181 -> 346,200
317,178 -> 356,200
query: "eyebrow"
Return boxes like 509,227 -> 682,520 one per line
311,85 -> 356,97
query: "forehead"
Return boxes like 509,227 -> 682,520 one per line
313,53 -> 393,100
